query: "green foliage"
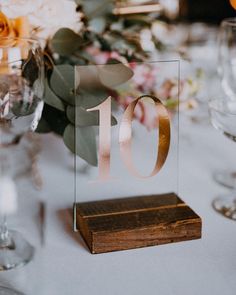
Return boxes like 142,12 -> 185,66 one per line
63,124 -> 98,166
66,105 -> 117,126
22,51 -> 39,86
44,79 -> 65,112
40,0 -> 164,166
76,0 -> 114,18
98,62 -> 134,88
50,65 -> 75,105
51,28 -> 84,56
77,89 -> 108,109
39,104 -> 69,136
36,117 -> 51,133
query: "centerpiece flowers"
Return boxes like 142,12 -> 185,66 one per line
0,0 -> 202,166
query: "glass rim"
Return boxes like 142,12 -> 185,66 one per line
0,36 -> 41,48
209,98 -> 236,116
221,17 -> 236,27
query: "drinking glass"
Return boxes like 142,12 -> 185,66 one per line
218,18 -> 236,100
0,36 -> 44,280
209,97 -> 236,220
214,18 -> 236,188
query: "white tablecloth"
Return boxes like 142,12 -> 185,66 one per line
31,114 -> 236,295
1,52 -> 236,294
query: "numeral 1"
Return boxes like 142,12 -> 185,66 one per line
88,97 -> 112,181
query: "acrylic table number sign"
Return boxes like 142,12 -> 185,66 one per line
73,60 -> 202,254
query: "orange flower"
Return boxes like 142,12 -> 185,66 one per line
230,0 -> 236,10
0,11 -> 29,46
0,11 -> 15,39
0,12 -> 30,73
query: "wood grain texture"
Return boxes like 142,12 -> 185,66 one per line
75,193 -> 202,254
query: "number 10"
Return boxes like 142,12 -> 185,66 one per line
88,95 -> 171,181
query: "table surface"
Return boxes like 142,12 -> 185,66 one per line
39,112 -> 236,295
1,57 -> 236,295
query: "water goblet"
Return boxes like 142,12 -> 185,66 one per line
0,36 -> 44,285
209,97 -> 236,220
218,17 -> 236,100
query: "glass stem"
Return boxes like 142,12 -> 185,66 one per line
0,215 -> 11,248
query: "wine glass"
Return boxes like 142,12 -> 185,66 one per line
213,18 -> 236,189
0,36 -> 44,279
209,97 -> 236,220
218,18 -> 236,100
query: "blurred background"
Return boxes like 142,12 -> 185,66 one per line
180,0 -> 235,23
115,0 -> 236,22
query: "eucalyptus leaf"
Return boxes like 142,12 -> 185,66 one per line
75,66 -> 109,108
22,50 -> 39,86
69,51 -> 95,65
63,124 -> 98,166
98,63 -> 134,88
50,65 -> 75,105
36,117 -> 51,133
76,66 -> 101,90
41,104 -> 69,136
67,105 -> 98,126
80,0 -> 114,18
76,89 -> 108,109
44,79 -> 65,112
67,105 -> 117,126
51,28 -> 83,56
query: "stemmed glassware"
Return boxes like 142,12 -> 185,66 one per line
218,18 -> 236,101
213,18 -> 236,189
209,97 -> 236,219
0,37 -> 44,293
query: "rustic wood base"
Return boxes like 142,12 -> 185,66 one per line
75,193 -> 202,254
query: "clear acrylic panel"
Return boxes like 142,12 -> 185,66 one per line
74,60 -> 180,229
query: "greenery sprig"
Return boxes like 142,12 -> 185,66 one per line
38,0 -> 163,166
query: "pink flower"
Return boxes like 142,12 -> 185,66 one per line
86,47 -> 126,64
157,79 -> 177,100
113,63 -> 161,130
131,63 -> 159,93
157,77 -> 200,102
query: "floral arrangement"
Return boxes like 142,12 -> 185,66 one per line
116,64 -> 202,130
0,0 -> 202,166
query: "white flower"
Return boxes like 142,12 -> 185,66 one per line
152,21 -> 188,47
0,0 -> 83,40
0,0 -> 43,18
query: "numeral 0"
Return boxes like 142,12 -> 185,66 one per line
88,95 -> 171,181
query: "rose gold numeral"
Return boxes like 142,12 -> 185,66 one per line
119,95 -> 171,179
88,97 -> 112,181
88,95 -> 170,181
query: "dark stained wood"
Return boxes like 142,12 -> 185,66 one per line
75,193 -> 202,254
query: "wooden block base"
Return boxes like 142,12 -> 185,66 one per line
75,193 -> 202,254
